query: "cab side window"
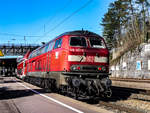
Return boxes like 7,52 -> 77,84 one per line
54,38 -> 62,49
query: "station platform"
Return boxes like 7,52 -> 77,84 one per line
110,78 -> 150,90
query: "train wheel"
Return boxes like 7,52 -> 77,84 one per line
73,87 -> 79,100
102,88 -> 112,98
59,85 -> 66,95
41,78 -> 45,88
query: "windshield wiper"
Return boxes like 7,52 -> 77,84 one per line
80,56 -> 83,62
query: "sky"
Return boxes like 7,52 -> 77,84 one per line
0,0 -> 115,45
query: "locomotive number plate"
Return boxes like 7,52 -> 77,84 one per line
86,56 -> 94,62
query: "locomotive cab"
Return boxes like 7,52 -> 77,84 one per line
60,32 -> 112,98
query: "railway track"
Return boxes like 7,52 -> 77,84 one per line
98,101 -> 143,113
72,85 -> 150,113
97,97 -> 150,113
111,77 -> 150,83
96,86 -> 150,113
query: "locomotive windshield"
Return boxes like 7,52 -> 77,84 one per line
70,37 -> 86,47
89,37 -> 106,48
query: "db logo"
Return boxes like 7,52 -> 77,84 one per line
86,56 -> 94,62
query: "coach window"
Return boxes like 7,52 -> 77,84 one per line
38,49 -> 41,55
44,44 -> 49,53
54,38 -> 62,49
70,37 -> 86,47
40,47 -> 44,54
29,53 -> 32,58
39,48 -> 42,55
35,51 -> 38,57
33,52 -> 37,57
48,41 -> 55,51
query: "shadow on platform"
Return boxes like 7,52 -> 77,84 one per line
3,80 -> 22,83
0,87 -> 49,100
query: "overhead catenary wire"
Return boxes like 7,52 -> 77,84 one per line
0,0 -> 73,44
0,32 -> 47,44
0,32 -> 23,37
0,0 -> 93,44
0,32 -> 43,37
43,0 -> 93,36
36,0 -> 93,43
34,0 -> 73,34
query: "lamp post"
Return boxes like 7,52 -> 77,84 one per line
8,40 -> 10,46
24,36 -> 26,46
12,38 -> 16,46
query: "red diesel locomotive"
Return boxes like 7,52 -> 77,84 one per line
17,30 -> 112,98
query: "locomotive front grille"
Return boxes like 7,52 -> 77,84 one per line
82,66 -> 97,71
71,65 -> 99,72
70,65 -> 107,73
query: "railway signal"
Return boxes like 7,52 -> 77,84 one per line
0,50 -> 4,56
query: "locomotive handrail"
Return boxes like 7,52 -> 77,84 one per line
62,72 -> 109,75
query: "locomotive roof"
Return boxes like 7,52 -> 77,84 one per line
46,30 -> 102,48
31,30 -> 102,53
57,30 -> 101,38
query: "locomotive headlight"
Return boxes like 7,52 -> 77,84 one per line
98,67 -> 102,71
98,66 -> 106,72
77,66 -> 81,70
72,66 -> 76,70
71,66 -> 81,71
102,66 -> 106,71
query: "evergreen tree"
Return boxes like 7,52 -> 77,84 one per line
101,0 -> 129,49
